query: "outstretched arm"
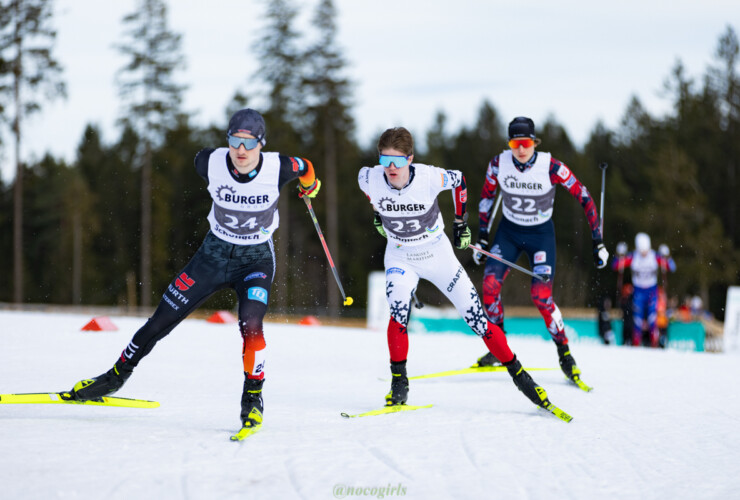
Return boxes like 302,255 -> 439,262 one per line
549,158 -> 608,267
549,158 -> 602,240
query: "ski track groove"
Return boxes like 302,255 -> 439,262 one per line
364,444 -> 411,480
284,458 -> 309,500
458,428 -> 480,471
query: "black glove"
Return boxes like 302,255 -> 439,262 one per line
593,239 -> 609,269
453,218 -> 471,250
472,237 -> 488,265
373,212 -> 386,238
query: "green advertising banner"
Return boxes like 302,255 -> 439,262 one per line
408,309 -> 705,352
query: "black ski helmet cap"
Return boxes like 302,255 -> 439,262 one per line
508,116 -> 536,140
227,108 -> 266,146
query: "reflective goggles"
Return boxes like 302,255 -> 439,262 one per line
228,135 -> 260,150
379,155 -> 409,168
508,138 -> 535,149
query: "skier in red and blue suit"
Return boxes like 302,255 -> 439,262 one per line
471,117 -> 609,385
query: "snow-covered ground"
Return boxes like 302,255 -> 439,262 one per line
1,310 -> 738,500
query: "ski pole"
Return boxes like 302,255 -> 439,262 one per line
468,244 -> 549,282
302,196 -> 353,306
486,193 -> 502,234
412,291 -> 424,309
599,162 -> 608,235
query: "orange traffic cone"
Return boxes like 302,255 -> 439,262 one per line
81,316 -> 119,331
207,310 -> 238,323
299,315 -> 321,326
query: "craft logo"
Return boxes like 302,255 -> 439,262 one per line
502,175 -> 542,191
447,266 -> 463,292
175,272 -> 195,291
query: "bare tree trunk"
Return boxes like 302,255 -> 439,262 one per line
72,213 -> 82,304
12,20 -> 23,304
324,117 -> 339,315
127,271 -> 137,313
140,144 -> 152,306
12,122 -> 23,304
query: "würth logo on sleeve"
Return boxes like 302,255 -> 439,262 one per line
175,273 -> 195,291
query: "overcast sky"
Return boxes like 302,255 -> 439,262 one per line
1,0 -> 738,182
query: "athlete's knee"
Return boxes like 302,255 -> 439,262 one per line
386,294 -> 412,325
530,280 -> 554,310
482,274 -> 503,302
240,320 -> 266,350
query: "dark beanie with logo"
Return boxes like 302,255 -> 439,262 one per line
508,117 -> 536,140
227,108 -> 267,146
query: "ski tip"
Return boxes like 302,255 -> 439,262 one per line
230,424 -> 261,441
340,412 -> 351,418
571,376 -> 594,392
542,403 -> 574,423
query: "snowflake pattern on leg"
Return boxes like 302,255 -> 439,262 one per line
389,300 -> 410,325
463,286 -> 488,336
385,279 -> 411,325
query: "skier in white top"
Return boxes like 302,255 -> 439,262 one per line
359,126 -> 564,413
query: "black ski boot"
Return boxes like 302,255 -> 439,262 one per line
556,343 -> 582,382
240,377 -> 264,428
71,363 -> 133,400
385,361 -> 409,406
472,351 -> 502,368
505,356 -> 549,408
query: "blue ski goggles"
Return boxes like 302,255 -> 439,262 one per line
227,135 -> 260,150
379,155 -> 409,168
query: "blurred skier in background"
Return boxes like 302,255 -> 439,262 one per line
612,233 -> 676,347
597,294 -> 615,345
470,116 -> 608,388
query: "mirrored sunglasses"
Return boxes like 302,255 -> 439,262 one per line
508,138 -> 535,149
379,155 -> 409,168
228,135 -> 260,150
